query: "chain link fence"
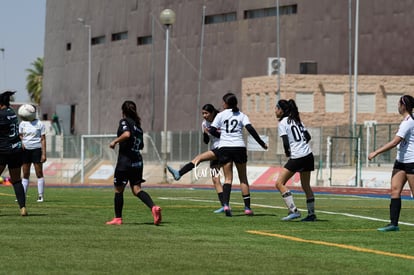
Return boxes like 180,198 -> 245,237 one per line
40,123 -> 399,184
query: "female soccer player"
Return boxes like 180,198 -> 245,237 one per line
106,100 -> 162,225
368,95 -> 414,232
167,104 -> 225,213
209,92 -> 268,217
0,90 -> 27,216
275,99 -> 316,221
19,105 -> 47,202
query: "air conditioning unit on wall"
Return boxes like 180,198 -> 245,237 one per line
267,57 -> 286,76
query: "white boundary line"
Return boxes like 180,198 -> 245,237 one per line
158,197 -> 414,227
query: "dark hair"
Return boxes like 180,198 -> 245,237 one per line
277,99 -> 303,125
223,92 -> 239,112
0,90 -> 16,107
276,99 -> 289,121
400,95 -> 414,120
202,103 -> 219,118
122,100 -> 141,126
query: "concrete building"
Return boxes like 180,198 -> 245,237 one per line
242,74 -> 413,129
42,0 -> 414,135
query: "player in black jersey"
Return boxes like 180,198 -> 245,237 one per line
106,100 -> 162,225
0,90 -> 27,216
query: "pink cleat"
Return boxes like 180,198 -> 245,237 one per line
244,207 -> 254,216
106,217 -> 122,225
152,206 -> 162,225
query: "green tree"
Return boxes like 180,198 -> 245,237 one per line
26,57 -> 43,104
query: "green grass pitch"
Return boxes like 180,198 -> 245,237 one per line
1,186 -> 414,274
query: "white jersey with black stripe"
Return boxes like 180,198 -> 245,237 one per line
202,119 -> 220,150
396,115 -> 414,163
211,108 -> 250,147
278,117 -> 312,159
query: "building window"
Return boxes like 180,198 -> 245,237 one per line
246,94 -> 252,112
137,35 -> 152,46
205,12 -> 237,24
387,94 -> 402,113
66,43 -> 71,51
357,93 -> 375,113
92,36 -> 105,45
130,0 -> 138,11
112,31 -> 128,41
296,92 -> 314,112
244,5 -> 297,19
325,93 -> 344,113
264,93 -> 270,112
255,94 -> 261,112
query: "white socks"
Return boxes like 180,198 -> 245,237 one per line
22,177 -> 45,197
22,178 -> 29,194
37,178 -> 45,197
281,190 -> 297,213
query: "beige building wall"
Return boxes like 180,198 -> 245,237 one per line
242,74 -> 414,128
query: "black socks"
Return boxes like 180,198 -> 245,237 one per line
12,180 -> 26,208
137,190 -> 154,208
179,162 -> 195,176
114,192 -> 123,218
223,183 -> 232,205
390,198 -> 401,226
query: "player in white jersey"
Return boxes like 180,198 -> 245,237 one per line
275,99 -> 316,221
19,105 -> 47,202
368,95 -> 414,232
209,92 -> 268,217
167,104 -> 225,212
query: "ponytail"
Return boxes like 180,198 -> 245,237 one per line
122,100 -> 141,126
223,92 -> 239,112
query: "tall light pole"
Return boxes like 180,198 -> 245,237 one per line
0,48 -> 5,88
353,0 -> 359,137
77,18 -> 92,134
276,0 -> 280,101
160,9 -> 176,183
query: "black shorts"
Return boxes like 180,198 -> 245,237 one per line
218,147 -> 247,165
22,148 -> 42,164
284,153 -> 314,172
210,148 -> 220,168
0,152 -> 23,169
393,160 -> 414,174
114,168 -> 145,187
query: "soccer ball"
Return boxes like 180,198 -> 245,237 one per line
18,104 -> 37,121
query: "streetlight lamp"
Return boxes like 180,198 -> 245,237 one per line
160,9 -> 176,183
77,17 -> 92,134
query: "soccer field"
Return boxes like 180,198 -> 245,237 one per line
1,186 -> 414,274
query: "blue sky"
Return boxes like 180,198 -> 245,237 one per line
0,0 -> 46,102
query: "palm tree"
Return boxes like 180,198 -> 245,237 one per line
26,57 -> 43,104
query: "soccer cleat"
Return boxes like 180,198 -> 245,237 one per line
377,224 -> 400,232
281,210 -> 301,221
244,207 -> 254,216
106,217 -> 122,225
167,166 -> 181,181
152,206 -> 162,225
301,214 -> 317,222
20,207 -> 28,216
213,206 -> 224,213
224,205 -> 232,217
37,196 -> 44,202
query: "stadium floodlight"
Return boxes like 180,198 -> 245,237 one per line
160,9 -> 175,183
